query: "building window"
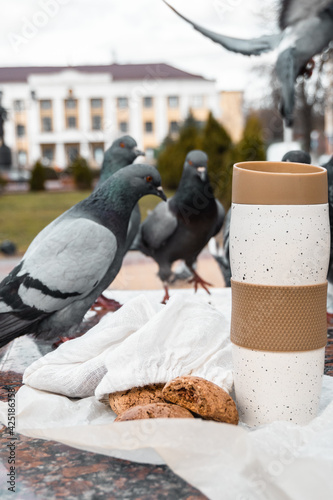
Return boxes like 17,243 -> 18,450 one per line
145,148 -> 155,161
65,98 -> 77,109
65,144 -> 80,163
41,144 -> 55,162
40,99 -> 53,133
92,115 -> 102,130
16,124 -> 26,137
91,98 -> 102,109
119,121 -> 128,133
18,150 -> 27,166
40,99 -> 52,110
67,116 -> 77,129
14,100 -> 25,111
90,99 -> 103,131
91,143 -> 104,166
117,97 -> 128,109
65,99 -> 79,129
169,121 -> 179,133
192,95 -> 204,108
41,117 -> 52,132
143,96 -> 153,108
145,121 -> 153,133
168,96 -> 179,108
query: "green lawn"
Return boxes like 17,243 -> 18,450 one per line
0,189 -> 173,254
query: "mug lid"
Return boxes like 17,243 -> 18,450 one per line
232,161 -> 328,205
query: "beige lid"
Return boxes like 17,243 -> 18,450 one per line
232,161 -> 328,205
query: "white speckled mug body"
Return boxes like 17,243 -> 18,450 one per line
230,203 -> 330,426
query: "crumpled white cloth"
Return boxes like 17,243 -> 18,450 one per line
23,293 -> 233,399
1,289 -> 333,500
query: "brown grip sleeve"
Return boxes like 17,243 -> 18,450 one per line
230,280 -> 328,352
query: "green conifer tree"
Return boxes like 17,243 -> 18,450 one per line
201,112 -> 233,205
71,156 -> 93,190
30,160 -> 46,191
236,113 -> 266,163
157,111 -> 201,189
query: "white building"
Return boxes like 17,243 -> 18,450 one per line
0,63 -> 243,171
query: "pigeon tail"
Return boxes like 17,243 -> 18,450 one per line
0,312 -> 43,348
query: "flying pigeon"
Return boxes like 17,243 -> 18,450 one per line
93,136 -> 144,311
0,164 -> 166,348
133,150 -> 225,302
164,0 -> 333,126
209,150 -> 312,286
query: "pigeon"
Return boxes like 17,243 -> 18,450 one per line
321,155 -> 333,316
281,150 -> 311,164
98,135 -> 144,252
164,0 -> 333,126
133,150 -> 225,302
0,164 -> 166,348
208,209 -> 231,287
93,136 -> 144,312
209,150 -> 312,286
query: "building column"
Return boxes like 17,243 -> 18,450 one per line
55,143 -> 66,169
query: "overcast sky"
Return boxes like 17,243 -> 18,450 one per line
1,0 -> 279,98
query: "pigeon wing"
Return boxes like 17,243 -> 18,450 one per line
164,0 -> 281,55
2,217 -> 117,315
141,200 -> 178,250
279,0 -> 333,29
212,200 -> 226,237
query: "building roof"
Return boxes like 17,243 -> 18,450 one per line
0,63 -> 209,83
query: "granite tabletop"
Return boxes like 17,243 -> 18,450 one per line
1,303 -> 332,500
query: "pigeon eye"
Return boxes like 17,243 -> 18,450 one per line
188,160 -> 193,165
120,142 -> 125,148
146,175 -> 153,182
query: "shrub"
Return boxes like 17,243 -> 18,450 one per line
30,161 -> 45,191
70,156 -> 93,190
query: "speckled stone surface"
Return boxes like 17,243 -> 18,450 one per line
0,370 -> 206,499
0,319 -> 207,500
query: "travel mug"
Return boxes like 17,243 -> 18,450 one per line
230,161 -> 330,426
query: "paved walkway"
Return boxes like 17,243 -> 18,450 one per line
0,249 -> 226,292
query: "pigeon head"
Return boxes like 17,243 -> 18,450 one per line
184,150 -> 208,182
109,135 -> 144,164
114,163 -> 167,202
99,135 -> 144,184
281,150 -> 311,164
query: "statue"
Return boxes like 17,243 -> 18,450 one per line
0,93 -> 12,170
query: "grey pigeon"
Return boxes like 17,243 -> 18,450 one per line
93,135 -> 144,311
0,164 -> 166,348
210,150 -> 312,286
134,150 -> 225,302
281,150 -> 311,164
164,0 -> 333,126
321,155 -> 333,288
208,209 -> 231,287
98,135 -> 144,252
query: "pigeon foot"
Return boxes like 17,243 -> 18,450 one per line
91,294 -> 122,312
161,284 -> 170,304
188,269 -> 212,295
52,336 -> 75,349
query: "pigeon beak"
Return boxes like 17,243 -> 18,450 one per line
155,186 -> 167,201
196,166 -> 207,181
135,148 -> 145,158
